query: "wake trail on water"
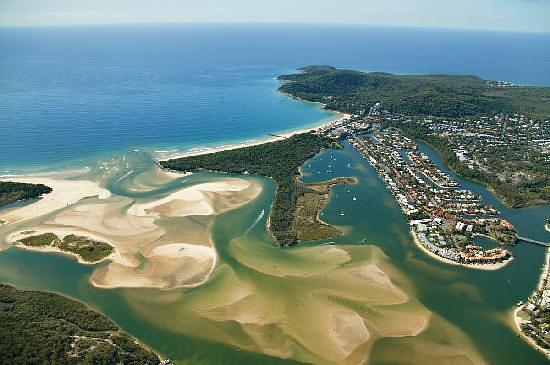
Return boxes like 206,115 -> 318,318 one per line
245,209 -> 265,235
114,170 -> 134,184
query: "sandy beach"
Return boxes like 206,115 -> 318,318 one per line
410,229 -> 513,271
513,306 -> 550,358
156,112 -> 351,162
0,175 -> 111,225
512,247 -> 550,358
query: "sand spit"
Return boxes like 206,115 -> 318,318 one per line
0,176 -> 111,225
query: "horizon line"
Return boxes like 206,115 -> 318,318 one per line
1,21 -> 549,35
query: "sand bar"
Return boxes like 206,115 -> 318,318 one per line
0,176 -> 111,225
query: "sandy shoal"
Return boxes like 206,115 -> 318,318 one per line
89,178 -> 261,289
128,178 -> 259,218
3,173 -> 261,290
0,176 -> 111,224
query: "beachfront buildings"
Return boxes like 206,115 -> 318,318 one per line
347,129 -> 514,267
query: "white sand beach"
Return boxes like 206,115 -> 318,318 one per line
0,176 -> 111,225
157,112 -> 351,161
410,229 -> 513,271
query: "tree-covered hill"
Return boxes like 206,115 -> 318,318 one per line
0,181 -> 52,208
278,66 -> 550,117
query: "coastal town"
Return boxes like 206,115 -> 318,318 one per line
308,103 -> 549,357
314,112 -> 518,268
350,131 -> 515,267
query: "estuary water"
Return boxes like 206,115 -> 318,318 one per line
1,24 -> 550,364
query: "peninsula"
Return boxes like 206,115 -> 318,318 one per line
0,181 -> 52,209
160,132 -> 354,246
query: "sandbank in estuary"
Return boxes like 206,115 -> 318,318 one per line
1,171 -> 262,290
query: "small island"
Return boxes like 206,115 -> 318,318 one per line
160,132 -> 354,246
0,284 -> 163,364
0,181 -> 52,209
17,232 -> 114,264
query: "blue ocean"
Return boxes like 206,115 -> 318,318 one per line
1,24 -> 549,172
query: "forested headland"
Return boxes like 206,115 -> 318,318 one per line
160,133 -> 349,246
279,65 -> 550,118
0,181 -> 52,208
279,65 -> 549,208
0,284 -> 161,365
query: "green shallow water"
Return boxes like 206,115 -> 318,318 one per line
0,143 -> 548,364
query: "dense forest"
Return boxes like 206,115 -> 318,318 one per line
161,133 -> 335,246
279,65 -> 550,118
383,121 -> 548,207
0,181 -> 52,208
0,284 -> 161,365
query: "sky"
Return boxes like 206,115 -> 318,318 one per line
0,0 -> 549,32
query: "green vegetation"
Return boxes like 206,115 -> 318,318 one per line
279,66 -> 550,118
0,284 -> 160,365
0,181 -> 52,208
59,234 -> 114,263
18,233 -> 113,263
19,232 -> 58,247
294,177 -> 356,242
161,132 -> 346,246
384,121 -> 548,208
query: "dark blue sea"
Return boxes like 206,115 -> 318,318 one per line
1,24 -> 549,172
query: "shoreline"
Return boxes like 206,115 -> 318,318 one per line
513,305 -> 550,359
513,247 -> 550,358
0,175 -> 111,225
14,243 -> 118,266
410,229 -> 513,271
7,228 -> 122,266
156,110 -> 350,162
